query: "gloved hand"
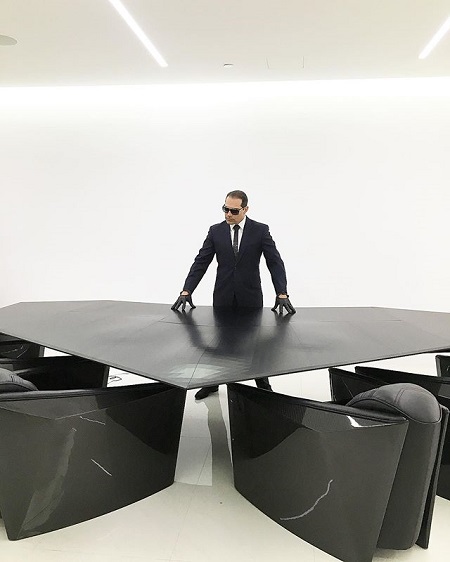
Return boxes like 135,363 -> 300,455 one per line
271,296 -> 296,314
171,292 -> 196,312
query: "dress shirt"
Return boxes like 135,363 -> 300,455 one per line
229,216 -> 246,251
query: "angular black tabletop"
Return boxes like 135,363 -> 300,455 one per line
0,301 -> 450,389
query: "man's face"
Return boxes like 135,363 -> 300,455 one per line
223,196 -> 248,225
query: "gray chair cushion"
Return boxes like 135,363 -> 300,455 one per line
347,382 -> 441,423
0,368 -> 38,392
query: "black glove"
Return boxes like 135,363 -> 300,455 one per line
271,296 -> 296,315
171,293 -> 196,312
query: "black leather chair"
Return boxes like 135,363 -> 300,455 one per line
436,354 -> 450,377
330,362 -> 450,500
0,369 -> 38,392
0,355 -> 109,389
0,333 -> 44,360
228,382 -> 448,562
0,371 -> 186,540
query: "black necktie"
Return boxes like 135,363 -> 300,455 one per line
233,224 -> 239,256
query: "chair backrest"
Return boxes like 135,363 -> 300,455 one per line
353,363 -> 450,503
0,381 -> 186,540
355,365 -> 449,396
332,364 -> 450,505
347,383 -> 447,550
0,356 -> 108,390
0,334 -> 44,360
436,355 -> 450,377
329,366 -> 382,402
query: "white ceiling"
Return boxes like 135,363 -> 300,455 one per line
1,0 -> 449,87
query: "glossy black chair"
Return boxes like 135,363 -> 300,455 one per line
228,382 -> 447,562
436,354 -> 450,377
330,362 -> 450,500
0,333 -> 44,360
0,375 -> 186,540
0,355 -> 109,389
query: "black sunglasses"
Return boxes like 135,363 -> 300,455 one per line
222,205 -> 243,215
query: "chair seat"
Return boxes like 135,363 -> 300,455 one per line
0,368 -> 37,392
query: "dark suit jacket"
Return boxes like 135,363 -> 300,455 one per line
183,218 -> 288,307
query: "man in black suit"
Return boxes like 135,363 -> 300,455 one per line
172,190 -> 295,399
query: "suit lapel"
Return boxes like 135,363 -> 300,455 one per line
220,221 -> 235,259
236,217 -> 253,263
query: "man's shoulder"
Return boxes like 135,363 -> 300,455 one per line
210,220 -> 227,229
245,218 -> 269,230
208,221 -> 228,233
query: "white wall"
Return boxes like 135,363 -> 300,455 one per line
1,78 -> 449,311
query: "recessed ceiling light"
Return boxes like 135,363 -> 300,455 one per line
223,63 -> 234,68
107,0 -> 168,67
0,35 -> 17,46
419,16 -> 450,59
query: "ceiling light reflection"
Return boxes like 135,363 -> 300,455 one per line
347,416 -> 362,428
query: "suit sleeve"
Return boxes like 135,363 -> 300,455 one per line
183,228 -> 216,294
262,226 -> 288,295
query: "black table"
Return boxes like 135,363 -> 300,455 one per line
1,300 -> 450,388
2,300 -> 450,550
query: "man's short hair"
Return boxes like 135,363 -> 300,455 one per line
226,190 -> 248,208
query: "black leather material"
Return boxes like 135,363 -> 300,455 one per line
194,386 -> 219,399
331,364 -> 450,502
0,355 -> 109,390
0,368 -> 37,392
228,382 -> 447,560
348,383 -> 445,550
347,383 -> 441,423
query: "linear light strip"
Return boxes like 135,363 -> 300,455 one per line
107,0 -> 168,67
419,16 -> 450,59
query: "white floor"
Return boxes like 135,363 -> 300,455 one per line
1,353 -> 450,561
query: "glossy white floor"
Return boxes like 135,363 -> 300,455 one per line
1,353 -> 450,562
